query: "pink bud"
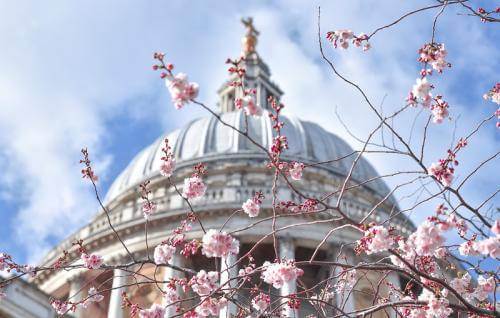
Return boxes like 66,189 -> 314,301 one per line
160,72 -> 167,79
152,65 -> 159,71
166,63 -> 174,71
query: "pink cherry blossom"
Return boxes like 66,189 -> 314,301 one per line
160,157 -> 176,178
418,43 -> 450,73
326,29 -> 354,49
422,292 -> 453,318
166,73 -> 199,109
261,259 -> 304,289
289,162 -> 304,181
483,83 -> 500,105
21,265 -> 36,278
431,96 -> 449,124
434,247 -> 447,259
458,240 -> 479,256
139,303 -> 166,318
252,293 -> 270,311
195,297 -> 227,317
408,307 -> 427,318
242,198 -> 260,217
82,287 -> 104,308
428,162 -> 454,187
475,236 -> 500,258
190,270 -> 219,296
182,175 -> 207,199
474,275 -> 495,301
358,225 -> 394,255
491,220 -> 500,235
238,264 -> 255,281
163,286 -> 180,308
154,244 -> 176,265
50,299 -> 68,315
142,201 -> 157,220
326,30 -> 370,50
412,77 -> 432,100
409,221 -> 445,256
236,95 -> 262,117
160,138 -> 176,177
0,253 -> 9,271
81,253 -> 103,269
201,230 -> 239,258
449,274 -> 472,300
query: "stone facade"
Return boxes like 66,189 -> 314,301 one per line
0,275 -> 54,318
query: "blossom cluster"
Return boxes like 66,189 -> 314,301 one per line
407,42 -> 452,124
356,225 -> 395,255
428,138 -> 466,187
278,198 -> 319,214
0,253 -> 13,271
326,29 -> 371,51
201,230 -> 240,258
418,43 -> 450,74
459,220 -> 500,259
235,91 -> 263,117
242,191 -> 264,217
160,138 -> 176,177
267,97 -> 288,162
153,243 -> 176,265
82,287 -> 104,308
81,253 -> 103,269
195,296 -> 227,317
139,303 -> 165,318
226,56 -> 246,87
483,83 -> 500,128
182,175 -> 206,199
79,148 -> 98,182
483,83 -> 500,105
288,161 -> 304,181
190,270 -> 219,296
140,180 -> 157,220
390,210 -> 464,274
407,289 -> 453,318
252,292 -> 271,312
261,259 -> 304,289
448,273 -> 496,303
153,52 -> 199,109
51,286 -> 104,315
430,96 -> 450,124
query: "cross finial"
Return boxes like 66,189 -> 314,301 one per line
241,17 -> 259,56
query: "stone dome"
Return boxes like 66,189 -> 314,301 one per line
105,110 -> 393,205
32,21 -> 415,318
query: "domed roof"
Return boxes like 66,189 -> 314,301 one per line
104,110 -> 392,204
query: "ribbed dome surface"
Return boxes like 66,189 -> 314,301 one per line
104,110 -> 391,204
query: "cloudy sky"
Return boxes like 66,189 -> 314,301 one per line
0,0 -> 498,264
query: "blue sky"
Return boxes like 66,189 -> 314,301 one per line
0,0 -> 498,264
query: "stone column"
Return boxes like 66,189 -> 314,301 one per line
163,253 -> 185,318
69,274 -> 85,318
219,252 -> 238,318
279,236 -> 297,318
388,272 -> 401,318
107,268 -> 128,318
332,252 -> 356,317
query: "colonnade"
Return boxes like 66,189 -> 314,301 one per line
68,237 -> 396,318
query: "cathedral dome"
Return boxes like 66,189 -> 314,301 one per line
105,110 -> 393,205
33,19 -> 414,318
